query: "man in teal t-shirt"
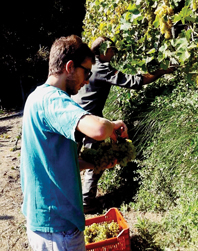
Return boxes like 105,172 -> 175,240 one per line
21,84 -> 89,233
20,35 -> 128,251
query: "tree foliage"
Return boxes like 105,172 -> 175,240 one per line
83,0 -> 198,249
83,0 -> 198,81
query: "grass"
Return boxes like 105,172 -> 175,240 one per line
101,73 -> 198,250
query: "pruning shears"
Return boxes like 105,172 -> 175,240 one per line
115,127 -> 126,143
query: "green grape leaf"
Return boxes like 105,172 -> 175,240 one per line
120,21 -> 132,31
173,6 -> 194,25
176,49 -> 190,64
99,41 -> 112,55
127,3 -> 140,14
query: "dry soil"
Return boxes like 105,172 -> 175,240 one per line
0,112 -> 161,251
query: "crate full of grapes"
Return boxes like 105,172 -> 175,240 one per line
85,207 -> 131,251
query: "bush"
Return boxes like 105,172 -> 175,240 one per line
84,0 -> 198,249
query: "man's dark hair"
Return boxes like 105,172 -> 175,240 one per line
48,35 -> 95,76
91,36 -> 116,56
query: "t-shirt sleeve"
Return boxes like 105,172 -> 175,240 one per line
43,90 -> 89,141
94,64 -> 143,90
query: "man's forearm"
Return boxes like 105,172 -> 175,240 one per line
79,158 -> 95,171
142,68 -> 174,85
77,114 -> 114,141
77,114 -> 128,142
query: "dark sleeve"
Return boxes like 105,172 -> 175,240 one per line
106,67 -> 143,90
96,64 -> 143,90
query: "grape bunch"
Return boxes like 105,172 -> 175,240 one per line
84,221 -> 120,244
192,74 -> 198,85
154,3 -> 174,39
192,0 -> 198,10
145,6 -> 155,26
112,138 -> 136,167
80,139 -> 136,174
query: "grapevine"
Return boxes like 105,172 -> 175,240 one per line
80,139 -> 136,174
84,221 -> 120,244
154,3 -> 174,39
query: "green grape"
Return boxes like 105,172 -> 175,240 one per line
84,221 -> 120,244
193,1 -> 197,10
154,3 -> 174,39
114,139 -> 136,166
80,139 -> 136,173
165,30 -> 172,39
145,6 -> 155,26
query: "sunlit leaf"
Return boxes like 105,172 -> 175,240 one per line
160,59 -> 169,70
147,48 -> 156,54
176,49 -> 191,64
173,6 -> 193,24
127,3 -> 140,14
120,22 -> 132,31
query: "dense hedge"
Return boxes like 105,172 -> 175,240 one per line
83,0 -> 198,249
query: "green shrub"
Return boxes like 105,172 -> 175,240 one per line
84,0 -> 198,249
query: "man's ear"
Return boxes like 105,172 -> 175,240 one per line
65,60 -> 74,73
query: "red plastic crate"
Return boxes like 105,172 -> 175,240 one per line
85,207 -> 131,251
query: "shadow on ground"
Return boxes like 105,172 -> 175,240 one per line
130,235 -> 163,251
97,161 -> 140,209
0,215 -> 14,220
0,126 -> 13,135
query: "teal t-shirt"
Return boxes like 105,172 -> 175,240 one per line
20,83 -> 89,232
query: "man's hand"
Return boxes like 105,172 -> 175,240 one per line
164,66 -> 177,74
110,120 -> 128,142
143,66 -> 177,85
106,159 -> 117,169
78,158 -> 95,171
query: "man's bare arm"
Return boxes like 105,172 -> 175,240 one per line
142,68 -> 175,85
78,159 -> 95,171
76,114 -> 128,142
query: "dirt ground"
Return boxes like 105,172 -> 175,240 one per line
0,112 -> 160,251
